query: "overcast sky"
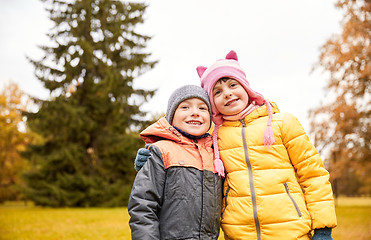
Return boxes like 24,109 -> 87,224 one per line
0,0 -> 342,131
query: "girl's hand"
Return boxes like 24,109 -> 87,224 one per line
134,144 -> 150,171
312,228 -> 333,240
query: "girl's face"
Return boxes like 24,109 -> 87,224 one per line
212,78 -> 249,116
172,98 -> 211,136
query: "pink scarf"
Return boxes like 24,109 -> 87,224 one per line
212,99 -> 274,178
222,101 -> 260,122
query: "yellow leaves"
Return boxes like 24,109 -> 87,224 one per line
310,0 -> 371,196
0,82 -> 27,126
0,82 -> 34,201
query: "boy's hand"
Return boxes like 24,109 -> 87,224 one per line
134,144 -> 150,171
312,228 -> 333,240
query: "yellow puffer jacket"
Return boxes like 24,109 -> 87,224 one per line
218,103 -> 337,240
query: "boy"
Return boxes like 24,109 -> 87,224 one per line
128,85 -> 223,240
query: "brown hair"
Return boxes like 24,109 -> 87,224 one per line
216,77 -> 232,85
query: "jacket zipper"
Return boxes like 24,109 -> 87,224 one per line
240,119 -> 261,240
195,142 -> 205,238
283,182 -> 302,217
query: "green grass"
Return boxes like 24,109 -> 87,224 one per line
1,197 -> 370,240
332,197 -> 371,240
0,202 -> 130,240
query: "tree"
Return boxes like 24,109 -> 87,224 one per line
309,0 -> 370,196
23,0 -> 156,207
0,82 -> 33,202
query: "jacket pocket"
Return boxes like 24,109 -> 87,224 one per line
221,186 -> 230,217
283,182 -> 302,217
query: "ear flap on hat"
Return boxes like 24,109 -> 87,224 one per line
226,50 -> 238,61
196,66 -> 207,78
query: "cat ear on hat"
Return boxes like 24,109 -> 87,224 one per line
226,50 -> 238,61
196,66 -> 207,78
197,51 -> 237,78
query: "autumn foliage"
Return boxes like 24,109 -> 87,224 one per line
310,0 -> 370,196
0,83 -> 34,202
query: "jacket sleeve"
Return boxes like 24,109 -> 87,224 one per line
128,145 -> 166,240
281,113 -> 337,229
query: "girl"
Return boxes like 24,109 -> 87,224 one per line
197,50 -> 337,240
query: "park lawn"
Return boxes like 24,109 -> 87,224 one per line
332,197 -> 371,240
1,197 -> 370,240
0,202 -> 131,240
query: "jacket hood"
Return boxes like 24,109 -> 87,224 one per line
246,101 -> 280,122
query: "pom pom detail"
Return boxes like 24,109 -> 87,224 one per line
263,125 -> 274,146
214,158 -> 225,177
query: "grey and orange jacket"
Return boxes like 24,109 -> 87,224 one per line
218,102 -> 337,240
128,117 -> 223,240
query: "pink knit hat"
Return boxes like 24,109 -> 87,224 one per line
196,50 -> 275,177
198,50 -> 267,125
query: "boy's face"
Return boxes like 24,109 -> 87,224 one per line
172,98 -> 211,136
212,78 -> 249,116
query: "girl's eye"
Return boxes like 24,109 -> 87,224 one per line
213,90 -> 221,96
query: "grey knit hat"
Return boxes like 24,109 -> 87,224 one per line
166,85 -> 212,126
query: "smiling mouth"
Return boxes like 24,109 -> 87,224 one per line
186,121 -> 203,125
225,99 -> 239,106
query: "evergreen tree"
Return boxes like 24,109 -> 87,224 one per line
23,0 -> 156,207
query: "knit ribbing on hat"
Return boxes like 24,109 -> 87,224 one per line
166,85 -> 212,126
197,51 -> 265,125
